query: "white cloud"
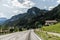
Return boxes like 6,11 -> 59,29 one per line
1,0 -> 34,19
57,0 -> 60,4
10,10 -> 24,18
44,6 -> 47,9
48,4 -> 58,10
3,4 -> 9,7
13,10 -> 19,13
19,11 -> 23,13
2,0 -> 35,8
23,0 -> 35,7
13,10 -> 23,13
48,6 -> 55,10
11,0 -> 35,8
2,4 -> 12,8
0,12 -> 6,18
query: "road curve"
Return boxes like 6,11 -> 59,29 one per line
0,30 -> 41,40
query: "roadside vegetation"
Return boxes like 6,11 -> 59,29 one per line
34,23 -> 60,40
41,23 -> 60,33
0,25 -> 27,35
35,29 -> 60,40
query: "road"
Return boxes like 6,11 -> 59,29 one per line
0,30 -> 41,40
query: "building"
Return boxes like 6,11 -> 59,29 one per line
45,20 -> 57,26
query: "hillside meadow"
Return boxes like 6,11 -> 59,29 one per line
41,23 -> 60,33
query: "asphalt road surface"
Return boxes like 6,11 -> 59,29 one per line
0,30 -> 41,40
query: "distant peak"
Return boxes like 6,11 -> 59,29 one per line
0,18 -> 7,19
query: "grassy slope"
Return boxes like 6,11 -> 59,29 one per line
35,30 -> 60,40
41,23 -> 60,33
34,23 -> 60,40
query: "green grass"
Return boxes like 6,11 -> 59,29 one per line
41,23 -> 60,33
35,30 -> 60,40
34,23 -> 60,40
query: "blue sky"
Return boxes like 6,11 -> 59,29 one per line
0,0 -> 60,19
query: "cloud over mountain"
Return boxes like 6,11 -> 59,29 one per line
0,0 -> 60,19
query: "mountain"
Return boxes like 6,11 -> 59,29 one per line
45,4 -> 60,20
0,18 -> 7,24
4,7 -> 48,28
4,4 -> 60,29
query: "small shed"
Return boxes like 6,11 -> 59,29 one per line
45,20 -> 57,26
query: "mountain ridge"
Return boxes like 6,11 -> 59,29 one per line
0,18 -> 7,24
4,4 -> 60,29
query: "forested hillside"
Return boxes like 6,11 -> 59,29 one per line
4,4 -> 60,29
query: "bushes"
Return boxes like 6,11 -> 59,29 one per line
10,29 -> 14,33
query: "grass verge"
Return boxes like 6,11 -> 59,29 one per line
34,29 -> 60,40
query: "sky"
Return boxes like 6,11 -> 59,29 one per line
0,0 -> 60,19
